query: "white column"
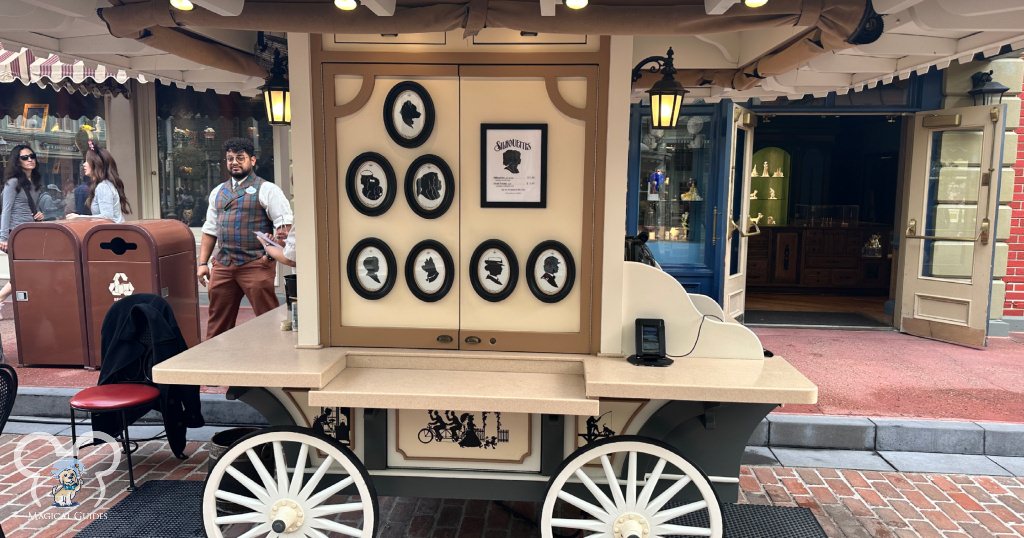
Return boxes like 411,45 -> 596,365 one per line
106,93 -> 140,220
131,82 -> 161,220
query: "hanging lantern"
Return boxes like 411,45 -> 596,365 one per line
633,48 -> 688,129
261,49 -> 291,125
969,70 -> 1010,106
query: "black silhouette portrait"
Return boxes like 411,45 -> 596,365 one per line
363,255 -> 381,284
502,149 -> 521,174
416,171 -> 442,201
484,257 -> 505,286
400,99 -> 421,128
421,256 -> 440,283
541,255 -> 560,288
360,170 -> 383,201
458,414 -> 482,448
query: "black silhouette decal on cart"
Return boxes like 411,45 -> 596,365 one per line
421,257 -> 439,283
419,410 -> 510,449
416,171 -> 442,201
313,407 -> 352,445
400,99 -> 421,128
484,258 -> 505,286
363,256 -> 381,284
541,255 -> 560,288
578,411 -> 616,445
360,171 -> 383,201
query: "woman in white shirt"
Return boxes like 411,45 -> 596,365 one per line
69,147 -> 131,223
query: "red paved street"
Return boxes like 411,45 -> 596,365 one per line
1,435 -> 1022,537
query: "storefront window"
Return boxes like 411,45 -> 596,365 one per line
155,83 -> 276,227
636,112 -> 714,265
0,83 -> 107,219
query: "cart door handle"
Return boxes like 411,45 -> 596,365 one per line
464,336 -> 481,345
436,334 -> 453,344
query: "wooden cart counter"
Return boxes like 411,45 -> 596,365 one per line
151,308 -> 346,389
153,307 -> 817,413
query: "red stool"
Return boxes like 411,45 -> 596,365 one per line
70,384 -> 160,491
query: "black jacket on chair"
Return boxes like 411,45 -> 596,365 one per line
92,293 -> 203,458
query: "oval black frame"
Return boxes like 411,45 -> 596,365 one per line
469,239 -> 519,303
526,240 -> 576,303
404,154 -> 455,219
345,152 -> 397,217
404,240 -> 455,303
346,237 -> 397,300
383,81 -> 435,149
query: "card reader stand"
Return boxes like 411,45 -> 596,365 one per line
628,318 -> 674,367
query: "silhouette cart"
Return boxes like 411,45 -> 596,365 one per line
82,220 -> 200,368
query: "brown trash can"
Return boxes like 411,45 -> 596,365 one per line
8,220 -> 108,367
82,220 -> 200,368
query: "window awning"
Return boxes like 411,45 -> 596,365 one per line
0,42 -> 145,88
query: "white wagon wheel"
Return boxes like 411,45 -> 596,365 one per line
203,426 -> 378,538
541,435 -> 723,538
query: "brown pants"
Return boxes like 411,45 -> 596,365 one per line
207,256 -> 279,339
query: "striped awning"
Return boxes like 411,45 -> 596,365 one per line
0,42 -> 145,86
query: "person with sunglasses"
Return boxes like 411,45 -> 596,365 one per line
0,145 -> 45,313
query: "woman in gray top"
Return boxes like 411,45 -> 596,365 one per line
0,144 -> 45,310
68,147 -> 131,223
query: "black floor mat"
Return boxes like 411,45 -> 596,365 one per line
744,310 -> 889,328
669,502 -> 827,538
77,480 -> 204,538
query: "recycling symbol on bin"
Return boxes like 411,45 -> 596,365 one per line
109,273 -> 135,297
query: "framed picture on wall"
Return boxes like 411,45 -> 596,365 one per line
384,81 -> 435,148
404,154 -> 455,219
346,237 -> 397,300
23,104 -> 48,131
405,239 -> 455,302
346,152 -> 397,216
480,124 -> 547,208
525,240 -> 576,303
469,239 -> 519,302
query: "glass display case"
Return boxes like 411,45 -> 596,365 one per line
749,147 -> 790,226
635,111 -> 715,265
793,204 -> 860,228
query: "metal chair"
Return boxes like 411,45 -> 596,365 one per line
0,363 -> 17,435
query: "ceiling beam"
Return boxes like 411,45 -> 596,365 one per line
183,69 -> 256,84
935,0 -> 1024,16
704,0 -> 739,15
193,0 -> 246,17
130,54 -> 208,71
186,28 -> 257,54
855,34 -> 957,56
31,0 -> 106,18
774,71 -> 853,87
361,0 -> 396,16
807,54 -> 899,73
539,0 -> 562,17
872,0 -> 927,14
59,35 -> 158,56
910,3 -> 1024,31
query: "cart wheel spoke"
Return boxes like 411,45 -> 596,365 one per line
541,437 -> 722,538
225,465 -> 271,504
309,501 -> 364,518
551,517 -> 608,532
298,456 -> 336,501
636,457 -> 666,508
574,468 -> 617,515
308,516 -> 364,537
213,490 -> 266,513
653,523 -> 713,537
556,490 -> 610,522
626,450 -> 638,507
652,499 -> 708,526
246,447 -> 279,496
305,475 -> 356,507
290,443 -> 309,497
647,475 -> 692,514
214,511 -> 266,526
600,454 -> 626,509
273,441 -> 289,493
204,428 -> 379,538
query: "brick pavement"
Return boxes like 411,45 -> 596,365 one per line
1,434 -> 1022,537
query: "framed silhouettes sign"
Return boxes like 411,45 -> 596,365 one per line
480,124 -> 547,208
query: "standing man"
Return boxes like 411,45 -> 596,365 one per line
196,138 -> 292,338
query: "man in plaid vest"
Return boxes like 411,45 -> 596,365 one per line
196,138 -> 293,338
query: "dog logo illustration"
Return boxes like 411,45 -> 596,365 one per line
50,458 -> 85,507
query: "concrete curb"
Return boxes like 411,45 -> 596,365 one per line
10,389 -> 1024,457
